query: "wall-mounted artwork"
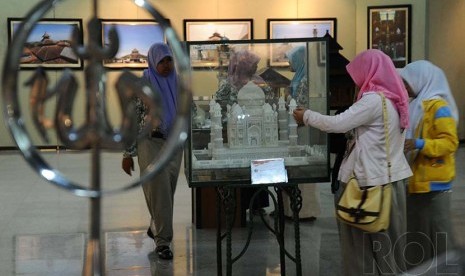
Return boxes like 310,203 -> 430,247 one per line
184,19 -> 253,68
267,18 -> 336,66
368,5 -> 411,68
101,19 -> 166,69
8,18 -> 83,70
183,19 -> 253,41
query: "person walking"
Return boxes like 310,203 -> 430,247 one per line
122,43 -> 182,260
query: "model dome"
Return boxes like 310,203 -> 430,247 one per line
237,81 -> 265,107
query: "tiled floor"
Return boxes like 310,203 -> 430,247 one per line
0,147 -> 464,275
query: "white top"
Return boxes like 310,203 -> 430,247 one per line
303,92 -> 412,187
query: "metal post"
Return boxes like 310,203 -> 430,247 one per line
216,187 -> 223,276
277,188 -> 286,276
83,146 -> 103,276
290,185 -> 303,276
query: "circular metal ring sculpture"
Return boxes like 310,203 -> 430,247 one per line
2,0 -> 192,198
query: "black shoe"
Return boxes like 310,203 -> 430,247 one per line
147,227 -> 155,240
155,245 -> 173,260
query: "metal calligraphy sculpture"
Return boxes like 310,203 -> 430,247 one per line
2,0 -> 192,275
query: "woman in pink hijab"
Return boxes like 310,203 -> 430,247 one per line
294,49 -> 412,275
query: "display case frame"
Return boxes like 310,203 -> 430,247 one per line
185,38 -> 331,188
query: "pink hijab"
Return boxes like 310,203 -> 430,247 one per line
346,49 -> 409,129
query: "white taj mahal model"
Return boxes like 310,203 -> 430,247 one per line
191,81 -> 326,169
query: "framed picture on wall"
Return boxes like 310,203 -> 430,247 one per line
183,19 -> 253,41
183,19 -> 253,68
267,18 -> 336,67
368,5 -> 412,68
7,18 -> 83,70
101,19 -> 167,69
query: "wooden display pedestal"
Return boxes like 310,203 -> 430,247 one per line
192,187 -> 246,229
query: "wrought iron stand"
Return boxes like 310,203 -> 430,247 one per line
216,184 -> 303,276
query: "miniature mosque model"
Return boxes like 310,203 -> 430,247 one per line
191,81 -> 326,169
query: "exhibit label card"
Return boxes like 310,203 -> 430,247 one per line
251,158 -> 288,185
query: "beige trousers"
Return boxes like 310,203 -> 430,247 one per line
406,191 -> 455,269
283,184 -> 321,218
137,137 -> 183,247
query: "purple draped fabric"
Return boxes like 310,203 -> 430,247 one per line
143,43 -> 178,135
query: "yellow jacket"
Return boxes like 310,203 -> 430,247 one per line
408,99 -> 458,193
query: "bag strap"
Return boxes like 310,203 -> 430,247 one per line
378,93 -> 392,184
337,203 -> 380,220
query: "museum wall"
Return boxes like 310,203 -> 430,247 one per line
1,0 -> 462,148
427,0 -> 465,139
0,0 -> 357,147
357,0 -> 465,139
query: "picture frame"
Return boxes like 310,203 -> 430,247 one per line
7,18 -> 83,70
367,5 -> 412,68
317,41 -> 327,66
267,18 -> 336,67
183,19 -> 253,68
101,19 -> 167,69
183,19 -> 253,41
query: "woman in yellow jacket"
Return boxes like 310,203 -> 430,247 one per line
400,60 -> 459,269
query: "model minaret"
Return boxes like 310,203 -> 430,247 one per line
288,99 -> 298,146
277,96 -> 288,140
209,99 -> 223,149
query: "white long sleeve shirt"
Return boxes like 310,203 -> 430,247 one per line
303,92 -> 412,187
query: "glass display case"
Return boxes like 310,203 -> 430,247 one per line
185,38 -> 331,187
